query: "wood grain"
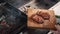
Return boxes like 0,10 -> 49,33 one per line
27,8 -> 56,30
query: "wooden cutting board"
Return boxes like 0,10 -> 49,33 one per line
27,8 -> 56,30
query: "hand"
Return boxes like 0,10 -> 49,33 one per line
50,25 -> 60,34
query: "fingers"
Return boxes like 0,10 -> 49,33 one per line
55,25 -> 60,31
49,25 -> 60,34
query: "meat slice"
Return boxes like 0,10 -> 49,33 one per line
31,14 -> 44,24
36,11 -> 50,20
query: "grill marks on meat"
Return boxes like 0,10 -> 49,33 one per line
31,11 -> 50,24
36,11 -> 50,20
31,14 -> 44,24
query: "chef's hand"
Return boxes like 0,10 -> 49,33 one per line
52,25 -> 60,34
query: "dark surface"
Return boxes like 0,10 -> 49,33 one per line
0,3 -> 27,34
35,0 -> 60,9
23,28 -> 49,34
0,0 -> 5,3
4,0 -> 31,8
